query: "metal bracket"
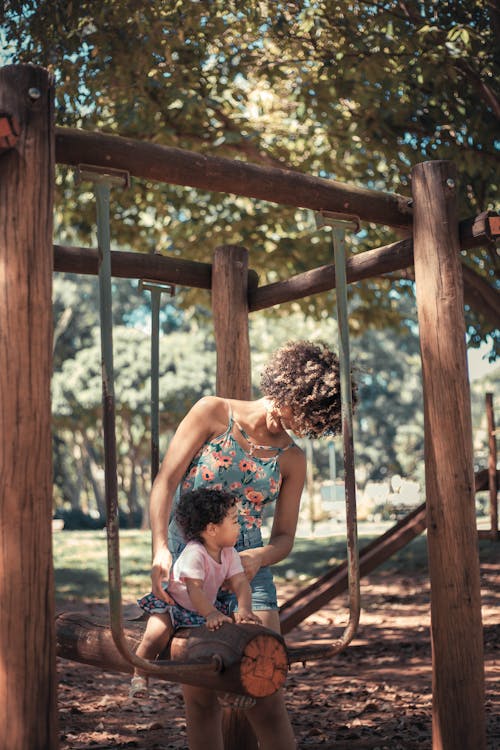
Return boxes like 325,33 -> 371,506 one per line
75,163 -> 130,188
315,210 -> 361,234
139,278 -> 176,297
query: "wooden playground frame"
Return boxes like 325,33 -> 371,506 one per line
0,64 -> 498,750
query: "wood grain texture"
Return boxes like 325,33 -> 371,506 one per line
212,246 -> 252,399
55,126 -> 413,229
0,64 -> 57,749
412,160 -> 486,750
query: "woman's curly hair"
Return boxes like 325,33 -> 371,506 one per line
260,340 -> 356,438
175,488 -> 237,543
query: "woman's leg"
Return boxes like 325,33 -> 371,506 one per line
244,610 -> 296,750
182,684 -> 224,750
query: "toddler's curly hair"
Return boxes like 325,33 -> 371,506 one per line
260,340 -> 356,438
175,488 -> 237,543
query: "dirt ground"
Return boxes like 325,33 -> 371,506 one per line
57,564 -> 499,749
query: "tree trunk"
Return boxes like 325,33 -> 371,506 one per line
0,64 -> 58,749
412,160 -> 486,750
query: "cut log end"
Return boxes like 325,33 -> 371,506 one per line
240,633 -> 288,697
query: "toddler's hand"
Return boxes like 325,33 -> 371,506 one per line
234,609 -> 262,625
205,610 -> 232,630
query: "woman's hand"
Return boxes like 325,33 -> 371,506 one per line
234,609 -> 262,625
239,547 -> 264,582
151,546 -> 175,603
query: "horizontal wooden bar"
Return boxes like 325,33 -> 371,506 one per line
53,244 -> 260,291
250,238 -> 412,311
54,244 -> 210,287
55,126 -> 413,230
250,211 -> 499,311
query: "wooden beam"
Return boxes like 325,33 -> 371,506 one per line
0,64 -> 58,750
249,211 -> 499,311
53,243 -> 260,293
54,243 -> 212,287
412,160 -> 486,750
212,245 -> 252,400
55,126 -> 413,229
250,237 -> 413,311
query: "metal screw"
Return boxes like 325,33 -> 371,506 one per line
28,88 -> 41,101
446,178 -> 455,189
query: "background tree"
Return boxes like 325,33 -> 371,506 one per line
2,0 -> 498,353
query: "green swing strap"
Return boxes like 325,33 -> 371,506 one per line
139,278 -> 175,483
296,210 -> 361,660
78,165 -> 221,678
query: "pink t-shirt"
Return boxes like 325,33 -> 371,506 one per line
167,540 -> 243,612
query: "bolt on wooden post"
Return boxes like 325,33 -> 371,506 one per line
0,64 -> 58,749
412,160 -> 486,750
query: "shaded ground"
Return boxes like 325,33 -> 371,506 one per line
57,563 -> 499,749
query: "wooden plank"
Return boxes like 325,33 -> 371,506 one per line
55,126 -> 413,229
212,246 -> 252,400
412,160 -> 486,750
0,64 -> 58,750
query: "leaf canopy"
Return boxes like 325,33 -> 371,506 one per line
2,0 -> 499,352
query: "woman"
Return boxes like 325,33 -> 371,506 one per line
149,340 -> 344,749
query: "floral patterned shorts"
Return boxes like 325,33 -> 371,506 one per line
137,592 -> 230,630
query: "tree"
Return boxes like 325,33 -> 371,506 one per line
52,273 -> 216,523
2,0 -> 498,354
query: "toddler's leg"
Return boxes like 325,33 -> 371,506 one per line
130,613 -> 173,698
135,612 -> 173,662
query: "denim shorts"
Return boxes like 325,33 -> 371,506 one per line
168,521 -> 278,613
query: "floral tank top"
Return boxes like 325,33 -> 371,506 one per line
178,404 -> 295,533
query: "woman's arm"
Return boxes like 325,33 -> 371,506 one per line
228,572 -> 262,624
149,397 -> 227,599
239,446 -> 306,580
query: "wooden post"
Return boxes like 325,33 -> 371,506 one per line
0,65 -> 58,749
212,245 -> 256,748
212,245 -> 252,400
486,393 -> 498,539
411,161 -> 486,750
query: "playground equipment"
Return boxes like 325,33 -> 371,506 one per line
1,64 -> 499,750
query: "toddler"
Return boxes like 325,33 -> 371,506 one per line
130,487 -> 261,698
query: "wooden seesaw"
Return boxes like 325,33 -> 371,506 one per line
56,613 -> 289,699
